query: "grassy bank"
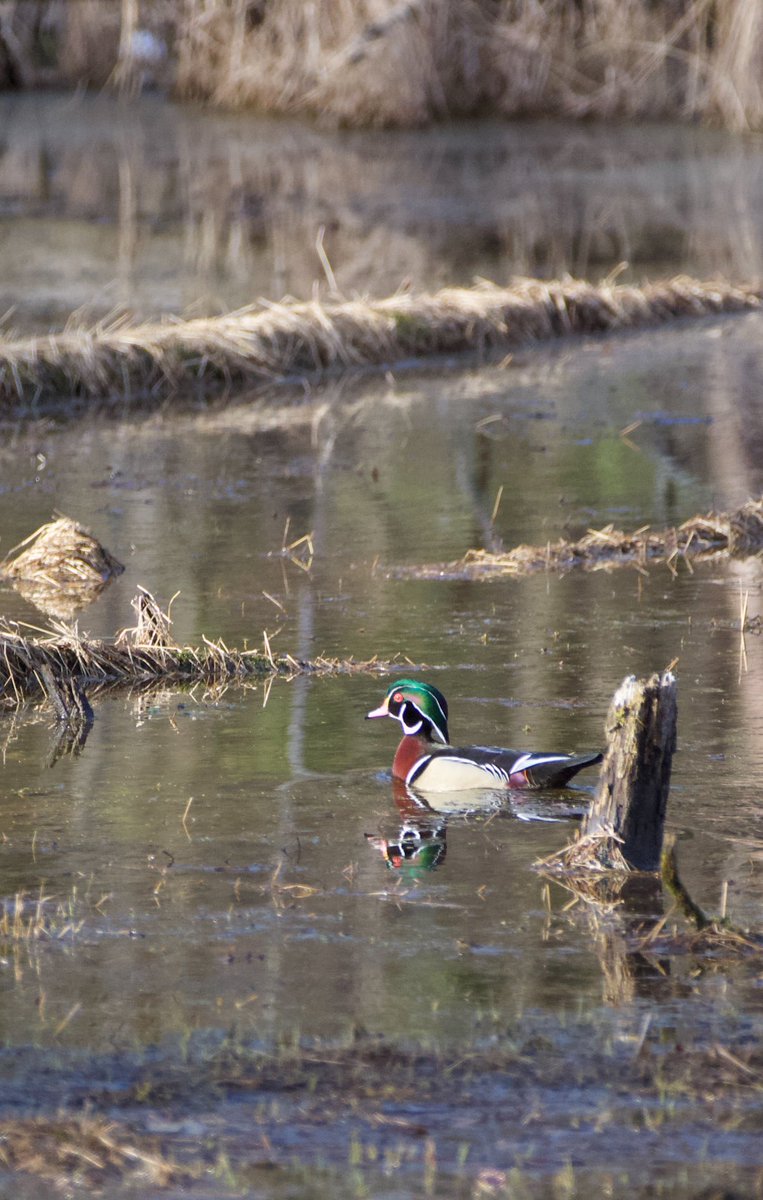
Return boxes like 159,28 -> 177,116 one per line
0,276 -> 759,408
3,1 -> 763,131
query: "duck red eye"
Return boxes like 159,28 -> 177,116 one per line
393,692 -> 403,703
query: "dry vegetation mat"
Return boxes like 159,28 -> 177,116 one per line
0,515 -> 124,619
0,277 -> 759,407
404,498 -> 763,581
7,1 -> 763,133
0,589 -> 394,713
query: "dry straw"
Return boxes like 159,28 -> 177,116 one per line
404,498 -> 763,581
174,0 -> 763,132
0,589 -> 395,711
0,515 -> 124,620
6,2 -> 763,132
0,277 -> 760,407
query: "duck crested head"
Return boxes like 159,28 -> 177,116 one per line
366,679 -> 449,744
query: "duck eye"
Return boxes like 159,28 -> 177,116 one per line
393,692 -> 403,704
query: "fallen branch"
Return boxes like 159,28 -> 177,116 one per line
0,276 -> 759,406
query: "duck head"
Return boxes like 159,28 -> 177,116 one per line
366,679 -> 449,744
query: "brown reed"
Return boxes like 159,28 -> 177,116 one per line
7,2 -> 763,132
0,277 -> 759,408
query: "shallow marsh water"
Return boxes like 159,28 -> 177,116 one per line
1,96 -> 763,1196
0,315 -> 762,1195
5,92 -> 763,327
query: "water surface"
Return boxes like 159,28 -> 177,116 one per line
4,92 -> 763,327
1,96 -> 763,1198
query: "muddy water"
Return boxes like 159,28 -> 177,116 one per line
1,95 -> 763,1196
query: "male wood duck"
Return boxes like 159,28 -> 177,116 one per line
366,679 -> 602,792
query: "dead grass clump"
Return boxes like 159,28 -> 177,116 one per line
1,516 -> 123,584
175,0 -> 492,128
0,516 -> 124,620
172,0 -> 763,132
535,828 -> 631,881
491,0 -> 763,132
5,2 -> 763,132
406,498 -> 763,581
0,276 -> 759,408
0,1115 -> 188,1189
0,589 -> 397,712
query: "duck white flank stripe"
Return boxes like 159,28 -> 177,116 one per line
510,753 -> 570,775
406,755 -> 432,785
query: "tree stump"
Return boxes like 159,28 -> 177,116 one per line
583,670 -> 677,870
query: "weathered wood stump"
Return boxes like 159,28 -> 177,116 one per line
584,670 -> 677,870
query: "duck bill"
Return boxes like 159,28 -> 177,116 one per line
366,701 -> 389,720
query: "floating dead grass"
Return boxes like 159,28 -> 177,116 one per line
0,276 -> 760,407
0,588 -> 398,712
0,1115 -> 189,1190
405,497 -> 763,581
0,515 -> 124,620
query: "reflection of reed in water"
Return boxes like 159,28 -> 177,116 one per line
8,102 -> 763,327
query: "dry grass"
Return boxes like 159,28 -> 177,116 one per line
0,515 -> 124,620
0,276 -> 759,407
0,1114 -> 189,1189
0,588 -> 396,712
405,498 -> 763,581
1,516 -> 123,586
6,1 -> 763,131
535,827 -> 632,879
177,0 -> 492,128
168,0 -> 763,132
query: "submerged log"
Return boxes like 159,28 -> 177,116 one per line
584,670 -> 677,871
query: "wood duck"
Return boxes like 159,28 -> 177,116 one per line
366,679 -> 602,793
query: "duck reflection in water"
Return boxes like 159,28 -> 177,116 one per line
365,778 -> 449,872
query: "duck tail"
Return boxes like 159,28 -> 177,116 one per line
530,751 -> 603,789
